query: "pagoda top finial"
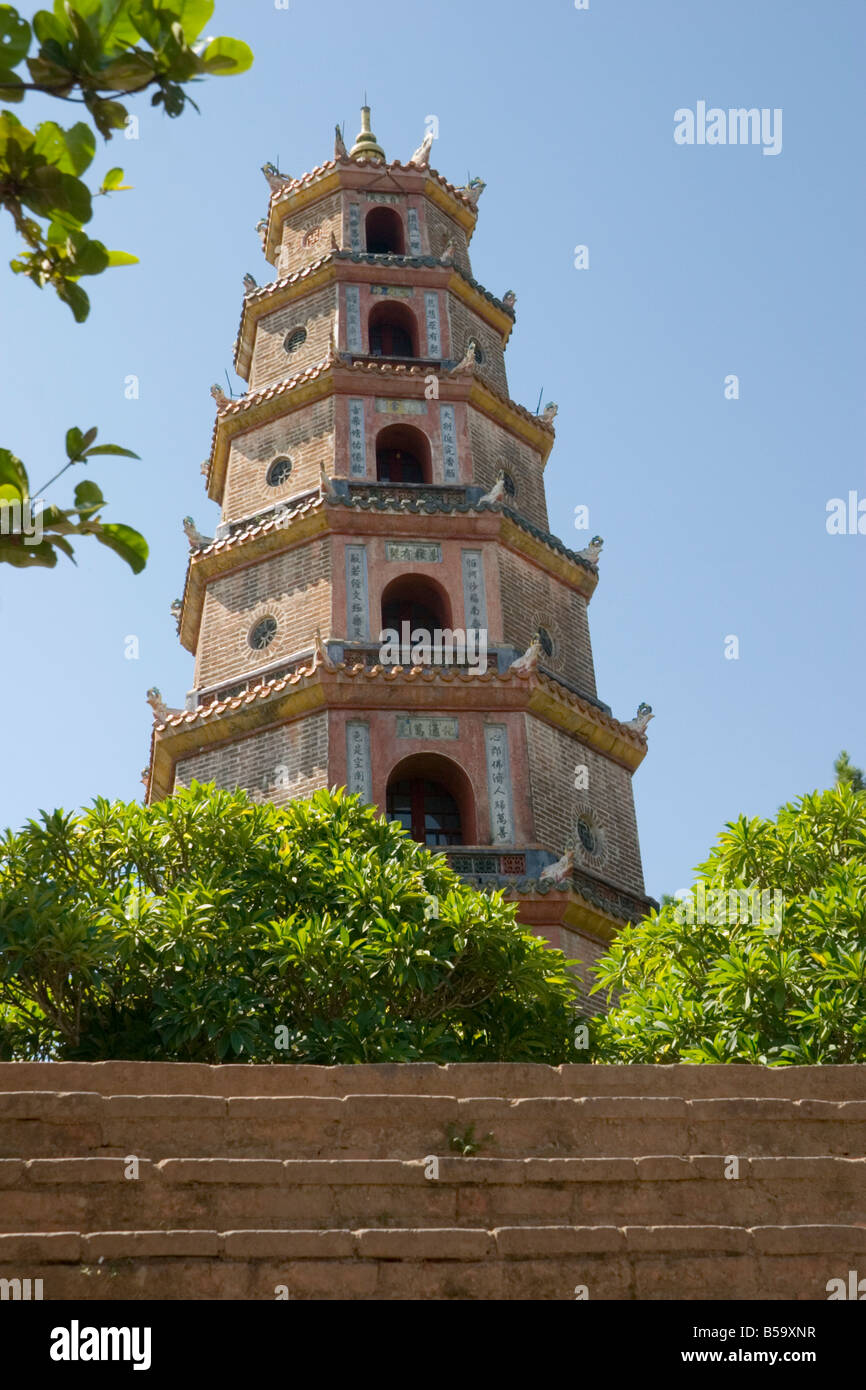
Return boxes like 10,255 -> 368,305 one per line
350,104 -> 386,163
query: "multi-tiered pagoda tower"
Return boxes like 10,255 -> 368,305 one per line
145,110 -> 655,998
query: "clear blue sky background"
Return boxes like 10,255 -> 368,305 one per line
1,0 -> 863,900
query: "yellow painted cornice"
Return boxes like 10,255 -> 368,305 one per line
511,891 -> 620,942
447,270 -> 514,345
561,899 -> 621,941
528,678 -> 647,771
422,174 -> 477,235
148,663 -> 646,802
469,378 -> 555,462
500,516 -> 597,600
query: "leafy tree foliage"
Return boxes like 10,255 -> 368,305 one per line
0,784 -> 583,1063
0,2 -> 252,570
593,784 -> 866,1064
0,426 -> 144,569
835,749 -> 865,793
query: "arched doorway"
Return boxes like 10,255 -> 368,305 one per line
381,573 -> 451,635
365,206 -> 405,255
375,422 -> 431,484
368,301 -> 417,359
386,754 -> 475,847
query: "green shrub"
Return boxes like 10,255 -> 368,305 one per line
593,785 -> 866,1064
0,783 -> 582,1063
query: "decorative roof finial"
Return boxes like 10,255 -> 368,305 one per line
350,104 -> 385,163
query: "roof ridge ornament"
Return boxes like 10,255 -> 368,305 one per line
349,105 -> 386,163
458,176 -> 486,205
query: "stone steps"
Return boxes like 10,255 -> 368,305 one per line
0,1063 -> 861,1299
2,1225 -> 864,1300
2,1061 -> 863,1099
3,1092 -> 865,1159
1,1156 -> 864,1232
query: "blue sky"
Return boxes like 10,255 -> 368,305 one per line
1,0 -> 863,901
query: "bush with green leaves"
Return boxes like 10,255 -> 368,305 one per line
0,1 -> 253,571
0,784 -> 584,1063
592,784 -> 866,1064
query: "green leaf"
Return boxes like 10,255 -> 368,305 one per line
83,443 -> 140,458
73,479 -> 104,508
68,235 -> 109,277
178,0 -> 215,41
93,522 -> 148,573
0,535 -> 58,566
20,167 -> 92,226
98,52 -> 155,90
0,68 -> 24,99
45,218 -> 71,245
86,96 -> 129,139
0,6 -> 31,69
48,532 -> 75,559
34,120 -> 95,176
100,165 -> 127,191
105,249 -> 138,267
55,279 -> 90,321
32,11 -> 65,46
26,53 -> 75,92
0,447 -> 28,500
199,36 -> 253,75
65,426 -> 84,458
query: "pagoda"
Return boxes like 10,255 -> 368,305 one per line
144,109 -> 656,1001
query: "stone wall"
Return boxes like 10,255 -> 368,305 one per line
0,1063 -> 863,1301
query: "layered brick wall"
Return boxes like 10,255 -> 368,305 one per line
194,539 -> 331,690
223,399 -> 335,522
249,285 -> 336,391
424,200 -> 471,276
447,296 -> 508,396
525,716 -> 645,893
1,1063 -> 863,1301
467,413 -> 548,532
497,550 -> 596,695
174,712 -> 328,803
277,192 -> 342,279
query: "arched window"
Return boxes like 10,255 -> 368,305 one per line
388,779 -> 462,847
375,422 -> 431,483
386,754 -> 475,847
381,574 -> 451,636
368,301 -> 417,359
365,206 -> 405,255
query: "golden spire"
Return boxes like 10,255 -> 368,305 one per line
349,104 -> 386,163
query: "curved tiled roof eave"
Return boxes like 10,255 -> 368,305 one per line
265,158 -> 479,216
150,657 -> 647,748
234,251 -> 515,376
